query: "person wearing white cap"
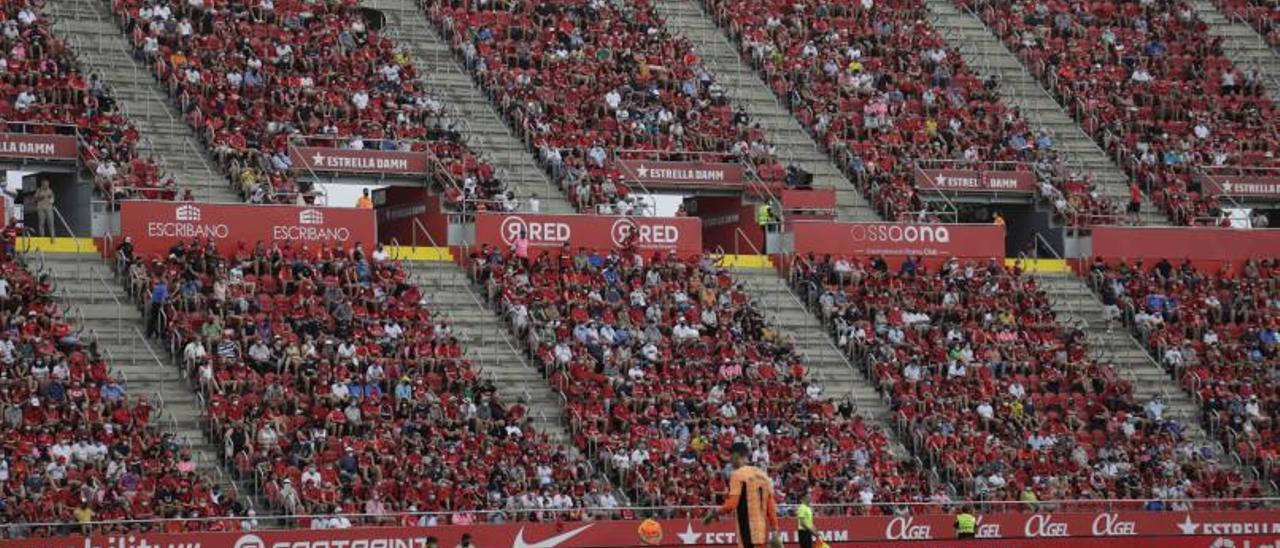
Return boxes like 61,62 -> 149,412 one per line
279,477 -> 301,515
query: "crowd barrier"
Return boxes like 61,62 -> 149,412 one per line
1090,226 -> 1280,267
109,203 -> 1280,267
119,201 -> 377,255
7,507 -> 1280,547
788,220 -> 1006,259
472,212 -> 703,256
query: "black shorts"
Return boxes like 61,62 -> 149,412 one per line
798,530 -> 814,548
1127,201 -> 1141,213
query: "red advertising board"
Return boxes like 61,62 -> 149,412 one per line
8,510 -> 1280,548
290,146 -> 430,176
790,221 -> 1005,259
1091,226 -> 1280,266
0,132 -> 77,161
119,201 -> 377,256
916,169 -> 1037,193
1203,175 -> 1280,199
474,212 -> 702,256
780,188 -> 837,212
615,159 -> 746,189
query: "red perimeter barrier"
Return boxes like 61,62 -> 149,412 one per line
11,510 -> 1280,548
1091,226 -> 1280,267
789,220 -> 1005,259
473,212 -> 702,256
119,201 -> 377,256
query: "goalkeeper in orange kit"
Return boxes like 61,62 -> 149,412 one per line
703,442 -> 783,548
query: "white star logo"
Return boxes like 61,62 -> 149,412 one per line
637,164 -> 650,178
1223,182 -> 1234,193
1177,515 -> 1199,535
676,523 -> 702,545
311,152 -> 326,166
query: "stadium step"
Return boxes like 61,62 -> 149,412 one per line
405,261 -> 576,442
726,267 -> 913,460
18,250 -> 258,510
363,0 -> 576,214
922,0 -> 1171,225
1037,273 -> 1253,477
652,0 -> 883,222
1190,0 -> 1280,105
46,0 -> 240,203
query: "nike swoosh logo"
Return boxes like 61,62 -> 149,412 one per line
512,523 -> 595,548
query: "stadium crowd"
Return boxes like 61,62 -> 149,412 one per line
792,255 -> 1261,501
471,245 -> 943,512
1,0 -> 175,200
701,0 -> 1117,223
0,228 -> 245,538
1089,257 -> 1280,482
121,239 -> 616,524
427,0 -> 788,215
962,0 -> 1280,225
112,0 -> 508,210
1213,0 -> 1280,48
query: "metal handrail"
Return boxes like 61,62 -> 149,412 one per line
8,496 -> 1280,531
736,231 -> 866,399
411,217 -> 440,248
1078,264 -> 1235,456
56,0 -> 224,203
462,244 -> 629,502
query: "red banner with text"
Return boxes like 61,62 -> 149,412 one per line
9,510 -> 1280,548
290,146 -> 430,176
120,201 -> 377,256
916,169 -> 1037,193
474,212 -> 702,255
615,159 -> 746,190
1091,226 -> 1280,266
790,221 -> 1005,258
0,132 -> 77,161
1203,175 -> 1280,199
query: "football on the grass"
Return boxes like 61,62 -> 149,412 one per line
638,518 -> 664,545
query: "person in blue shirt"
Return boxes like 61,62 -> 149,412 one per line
395,377 -> 413,401
348,381 -> 366,401
1009,133 -> 1028,152
1145,292 -> 1167,312
1260,329 -> 1277,346
1035,131 -> 1053,149
102,379 -> 125,403
146,280 -> 168,337
46,381 -> 66,404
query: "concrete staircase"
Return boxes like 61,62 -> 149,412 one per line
403,261 -> 571,442
364,0 -> 574,214
924,0 -> 1170,225
30,252 -> 255,504
1191,0 -> 1280,104
652,0 -> 883,222
47,0 -> 240,203
1036,274 -> 1237,461
727,267 -> 911,459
